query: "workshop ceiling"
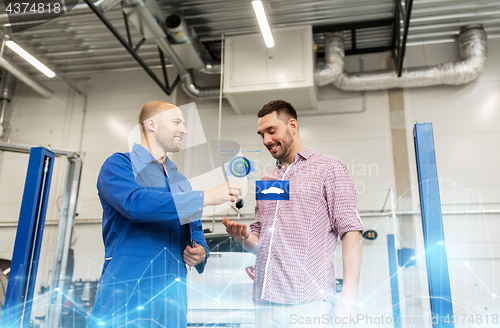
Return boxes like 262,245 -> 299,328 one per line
1,0 -> 500,78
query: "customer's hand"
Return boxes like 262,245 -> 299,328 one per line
334,296 -> 358,327
222,217 -> 250,239
204,182 -> 242,206
183,241 -> 206,267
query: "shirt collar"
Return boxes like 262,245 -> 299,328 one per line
132,143 -> 178,179
277,148 -> 315,169
164,156 -> 178,172
296,147 -> 315,160
132,143 -> 158,165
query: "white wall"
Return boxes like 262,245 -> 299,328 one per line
0,69 -> 178,283
404,39 -> 500,324
0,38 -> 499,325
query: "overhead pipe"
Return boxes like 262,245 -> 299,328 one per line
94,0 -> 122,12
123,0 -> 220,98
0,57 -> 53,98
0,70 -> 15,139
197,62 -> 222,75
165,14 -> 190,44
165,14 -> 221,75
0,71 -> 15,124
315,25 -> 487,90
84,0 -> 177,96
156,36 -> 220,98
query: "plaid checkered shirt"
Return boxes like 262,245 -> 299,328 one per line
250,148 -> 363,304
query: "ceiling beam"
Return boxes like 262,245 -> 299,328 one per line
393,0 -> 414,77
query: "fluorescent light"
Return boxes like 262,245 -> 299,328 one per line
252,1 -> 274,48
5,41 -> 56,78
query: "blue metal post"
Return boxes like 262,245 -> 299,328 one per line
1,147 -> 55,328
414,123 -> 454,327
387,234 -> 402,328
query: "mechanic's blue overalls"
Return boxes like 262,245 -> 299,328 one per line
89,143 -> 209,328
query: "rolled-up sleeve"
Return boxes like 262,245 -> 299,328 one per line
324,159 -> 363,240
250,201 -> 262,237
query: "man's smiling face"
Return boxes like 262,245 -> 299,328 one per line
257,111 -> 293,161
155,106 -> 187,153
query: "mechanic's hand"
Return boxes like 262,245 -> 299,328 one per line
204,182 -> 242,206
222,217 -> 250,239
183,241 -> 206,267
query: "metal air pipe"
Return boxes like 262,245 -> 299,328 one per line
165,14 -> 221,75
123,0 -> 220,98
0,57 -> 53,98
315,25 -> 487,90
0,70 -> 15,126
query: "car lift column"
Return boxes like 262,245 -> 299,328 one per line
414,123 -> 454,327
387,234 -> 402,328
47,155 -> 82,327
1,147 -> 55,328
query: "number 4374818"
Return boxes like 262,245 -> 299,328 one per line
5,2 -> 61,14
444,314 -> 498,325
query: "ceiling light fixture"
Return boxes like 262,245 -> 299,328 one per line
5,40 -> 56,78
252,1 -> 274,48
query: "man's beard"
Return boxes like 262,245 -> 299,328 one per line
270,131 -> 293,161
169,139 -> 181,152
159,133 -> 181,153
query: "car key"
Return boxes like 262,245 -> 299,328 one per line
236,198 -> 244,220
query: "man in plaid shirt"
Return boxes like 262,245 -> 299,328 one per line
223,100 -> 363,327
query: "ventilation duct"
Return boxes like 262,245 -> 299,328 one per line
95,0 -> 122,12
165,14 -> 221,75
165,14 -> 190,44
197,62 -> 222,75
315,26 -> 487,91
155,37 -> 220,98
123,0 -> 220,99
0,70 -> 15,139
0,57 -> 53,98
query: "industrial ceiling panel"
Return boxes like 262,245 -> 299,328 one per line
0,0 -> 499,77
